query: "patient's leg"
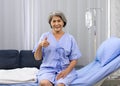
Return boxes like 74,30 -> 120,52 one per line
40,80 -> 53,86
57,83 -> 65,86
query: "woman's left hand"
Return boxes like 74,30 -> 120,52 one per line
56,68 -> 70,80
56,60 -> 77,80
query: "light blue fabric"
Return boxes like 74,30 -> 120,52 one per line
33,31 -> 81,85
34,31 -> 81,69
70,55 -> 120,86
96,36 -> 120,66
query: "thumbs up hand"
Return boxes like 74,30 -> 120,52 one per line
41,37 -> 49,47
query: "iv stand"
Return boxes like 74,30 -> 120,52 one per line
86,8 -> 103,62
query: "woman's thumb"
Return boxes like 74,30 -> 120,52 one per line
44,37 -> 47,40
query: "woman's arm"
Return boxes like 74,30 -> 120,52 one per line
34,43 -> 43,60
66,60 -> 78,73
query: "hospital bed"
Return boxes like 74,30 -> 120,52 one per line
70,55 -> 120,86
70,36 -> 120,86
0,36 -> 120,86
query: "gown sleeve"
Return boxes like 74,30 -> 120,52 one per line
69,35 -> 82,60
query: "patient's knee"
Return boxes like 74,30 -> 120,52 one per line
57,83 -> 65,86
40,80 -> 53,86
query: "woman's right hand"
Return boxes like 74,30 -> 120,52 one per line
40,37 -> 49,47
34,37 -> 49,60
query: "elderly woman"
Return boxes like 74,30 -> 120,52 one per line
33,11 -> 81,86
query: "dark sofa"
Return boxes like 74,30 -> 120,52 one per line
0,50 -> 42,69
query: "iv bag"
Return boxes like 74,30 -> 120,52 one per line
85,11 -> 93,29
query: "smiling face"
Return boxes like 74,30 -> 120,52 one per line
50,16 -> 64,33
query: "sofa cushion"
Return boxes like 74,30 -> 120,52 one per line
0,50 -> 19,69
20,50 -> 42,69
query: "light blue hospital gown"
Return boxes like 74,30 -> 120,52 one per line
33,31 -> 81,86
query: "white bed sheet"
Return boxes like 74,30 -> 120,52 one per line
0,67 -> 39,84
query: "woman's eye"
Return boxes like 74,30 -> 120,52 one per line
52,20 -> 56,23
57,20 -> 61,22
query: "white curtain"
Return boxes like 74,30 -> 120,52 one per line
110,0 -> 120,37
0,0 -> 108,66
0,0 -> 25,50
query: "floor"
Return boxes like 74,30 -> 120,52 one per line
101,79 -> 120,86
101,69 -> 120,86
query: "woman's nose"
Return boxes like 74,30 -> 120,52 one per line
55,21 -> 59,25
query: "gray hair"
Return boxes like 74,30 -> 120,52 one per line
48,11 -> 67,27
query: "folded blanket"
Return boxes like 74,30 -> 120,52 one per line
0,67 -> 39,84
